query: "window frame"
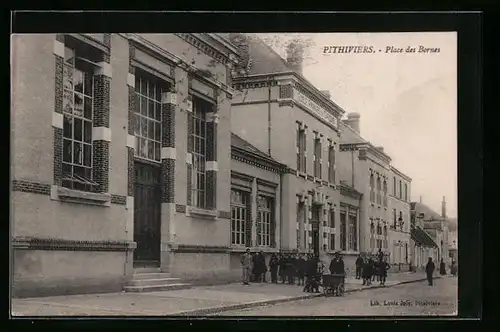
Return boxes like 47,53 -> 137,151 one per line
257,195 -> 273,247
61,46 -> 99,192
313,136 -> 321,178
339,211 -> 347,251
133,71 -> 167,163
190,95 -> 212,209
328,144 -> 335,183
230,189 -> 249,246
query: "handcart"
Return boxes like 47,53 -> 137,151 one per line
322,273 -> 345,296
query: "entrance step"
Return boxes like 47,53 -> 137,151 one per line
124,283 -> 192,293
133,267 -> 162,273
125,271 -> 192,293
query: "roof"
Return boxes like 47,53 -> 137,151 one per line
410,202 -> 445,221
231,133 -> 286,170
411,226 -> 438,248
245,35 -> 293,75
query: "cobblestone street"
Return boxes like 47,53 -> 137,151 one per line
213,276 -> 457,316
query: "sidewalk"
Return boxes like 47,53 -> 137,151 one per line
11,272 -> 438,317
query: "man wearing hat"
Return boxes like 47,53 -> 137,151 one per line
240,248 -> 253,285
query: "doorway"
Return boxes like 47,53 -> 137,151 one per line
133,162 -> 162,268
311,205 -> 321,257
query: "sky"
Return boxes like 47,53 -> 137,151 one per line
256,32 -> 457,218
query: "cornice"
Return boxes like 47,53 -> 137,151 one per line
176,33 -> 237,65
366,143 -> 392,165
390,165 -> 412,182
231,147 -> 286,173
339,183 -> 363,200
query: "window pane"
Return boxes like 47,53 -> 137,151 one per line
84,97 -> 92,119
141,96 -> 148,116
155,103 -> 161,121
140,117 -> 147,137
154,142 -> 160,161
133,114 -> 140,136
73,142 -> 82,164
134,94 -> 140,113
74,70 -> 84,93
83,144 -> 92,166
135,76 -> 140,93
148,82 -> 155,99
140,78 -> 147,97
63,139 -> 72,162
84,121 -> 92,143
74,165 -> 85,177
63,65 -> 73,90
148,119 -> 154,139
84,72 -> 93,96
74,118 -> 83,141
74,94 -> 84,117
195,119 -> 200,135
147,139 -> 154,159
155,122 -> 161,141
148,100 -> 155,118
63,114 -> 73,139
62,163 -> 72,178
64,47 -> 75,65
63,90 -> 73,114
194,138 -> 200,153
156,86 -> 163,102
140,138 -> 147,158
135,134 -> 140,154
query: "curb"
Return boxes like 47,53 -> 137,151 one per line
172,276 -> 440,316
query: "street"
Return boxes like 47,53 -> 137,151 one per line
213,277 -> 457,316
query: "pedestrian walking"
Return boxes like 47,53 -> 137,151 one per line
286,254 -> 296,284
240,248 -> 253,285
362,255 -> 373,286
296,254 -> 306,286
450,260 -> 458,277
256,251 -> 267,282
378,257 -> 390,286
426,257 -> 436,286
439,258 -> 447,276
269,253 -> 279,283
278,253 -> 286,284
355,254 -> 363,279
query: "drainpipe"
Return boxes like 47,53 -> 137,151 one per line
267,76 -> 272,156
351,150 -> 355,187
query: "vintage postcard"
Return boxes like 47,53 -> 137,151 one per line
10,31 -> 457,317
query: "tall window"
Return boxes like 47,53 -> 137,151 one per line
328,143 -> 335,183
404,183 -> 408,201
376,223 -> 382,249
376,177 -> 381,205
383,180 -> 388,206
191,96 -> 212,208
230,190 -> 249,245
399,211 -> 404,230
393,176 -> 397,195
370,222 -> 375,250
369,174 -> 375,203
296,203 -> 304,249
134,73 -> 165,162
329,209 -> 335,250
340,212 -> 346,251
383,226 -> 388,248
297,127 -> 306,172
348,213 -> 357,251
257,195 -> 273,247
314,136 -> 321,178
62,47 -> 98,191
399,180 -> 402,199
393,209 -> 397,228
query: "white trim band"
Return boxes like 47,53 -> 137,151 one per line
161,147 -> 176,160
126,135 -> 135,149
206,161 -> 218,172
53,40 -> 65,58
52,112 -> 63,129
95,62 -> 112,78
92,127 -> 111,142
127,73 -> 135,88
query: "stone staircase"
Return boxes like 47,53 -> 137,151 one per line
124,268 -> 191,293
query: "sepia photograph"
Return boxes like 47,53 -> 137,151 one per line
10,30 -> 459,317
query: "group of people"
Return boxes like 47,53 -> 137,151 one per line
240,249 -> 346,293
354,250 -> 390,286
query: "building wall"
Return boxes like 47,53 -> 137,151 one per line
388,195 -> 411,266
11,34 -> 132,297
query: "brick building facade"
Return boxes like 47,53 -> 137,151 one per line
11,33 -> 241,296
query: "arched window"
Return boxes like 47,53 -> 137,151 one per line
369,174 -> 375,203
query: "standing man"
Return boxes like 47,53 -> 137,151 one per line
355,254 -> 363,279
240,248 -> 253,285
439,258 -> 447,276
426,257 -> 436,286
269,253 -> 279,284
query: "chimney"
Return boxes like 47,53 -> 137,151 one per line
419,196 -> 422,203
441,196 -> 447,218
286,41 -> 304,75
320,90 -> 331,99
344,112 -> 360,133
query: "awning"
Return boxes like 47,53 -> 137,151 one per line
411,226 -> 437,248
